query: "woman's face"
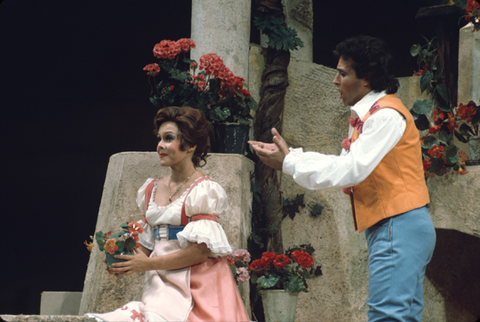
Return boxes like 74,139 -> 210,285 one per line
156,121 -> 193,168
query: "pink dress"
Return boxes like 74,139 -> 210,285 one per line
87,177 -> 250,322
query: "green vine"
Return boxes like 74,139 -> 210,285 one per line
410,37 -> 468,177
254,3 -> 304,51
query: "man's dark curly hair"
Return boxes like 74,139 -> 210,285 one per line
333,35 -> 399,94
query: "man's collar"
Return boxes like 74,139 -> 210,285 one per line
351,91 -> 387,119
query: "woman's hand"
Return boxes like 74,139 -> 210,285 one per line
110,248 -> 152,276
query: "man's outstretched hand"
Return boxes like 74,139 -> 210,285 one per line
248,128 -> 289,170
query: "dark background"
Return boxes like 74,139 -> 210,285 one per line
0,0 -> 449,315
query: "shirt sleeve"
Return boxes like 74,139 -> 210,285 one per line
282,108 -> 406,190
136,178 -> 156,250
176,179 -> 233,257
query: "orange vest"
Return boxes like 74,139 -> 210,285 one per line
350,94 -> 430,232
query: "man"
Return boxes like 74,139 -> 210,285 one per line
249,35 -> 436,322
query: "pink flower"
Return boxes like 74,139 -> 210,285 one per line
143,63 -> 160,76
236,267 -> 250,282
228,249 -> 251,263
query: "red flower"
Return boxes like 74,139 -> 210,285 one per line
249,259 -> 268,274
413,64 -> 428,76
227,257 -> 235,266
291,250 -> 314,268
446,112 -> 457,132
423,159 -> 432,173
169,85 -> 175,91
427,145 -> 445,158
128,222 -> 144,234
143,63 -> 160,76
433,109 -> 445,123
428,124 -> 442,134
457,102 -> 477,123
273,254 -> 290,269
104,239 -> 118,255
261,251 -> 277,264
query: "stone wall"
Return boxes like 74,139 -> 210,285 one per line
274,54 -> 480,321
78,152 -> 254,315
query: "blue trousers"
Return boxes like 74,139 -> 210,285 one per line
364,206 -> 436,322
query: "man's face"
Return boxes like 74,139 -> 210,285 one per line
333,57 -> 371,107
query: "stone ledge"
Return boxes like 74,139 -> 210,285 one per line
426,165 -> 480,238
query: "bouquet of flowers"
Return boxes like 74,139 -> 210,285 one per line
85,222 -> 144,268
248,244 -> 322,294
143,38 -> 257,125
227,249 -> 251,283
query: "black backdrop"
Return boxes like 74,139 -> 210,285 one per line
0,0 -> 437,314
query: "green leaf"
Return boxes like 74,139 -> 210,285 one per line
269,223 -> 279,235
311,204 -> 323,217
414,114 -> 431,131
445,145 -> 460,164
115,240 -> 125,253
438,130 -> 452,145
459,123 -> 473,136
454,130 -> 468,143
124,237 -> 137,250
435,84 -> 449,105
422,135 -> 438,149
95,232 -> 106,251
412,99 -> 433,115
430,157 -> 445,172
420,71 -> 432,93
437,102 -> 453,113
150,97 -> 162,108
284,275 -> 305,294
257,275 -> 280,289
410,44 -> 421,57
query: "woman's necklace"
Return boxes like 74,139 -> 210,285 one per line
168,169 -> 197,203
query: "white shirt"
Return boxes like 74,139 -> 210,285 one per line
282,91 -> 407,190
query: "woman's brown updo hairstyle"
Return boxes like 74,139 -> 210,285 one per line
153,106 -> 209,167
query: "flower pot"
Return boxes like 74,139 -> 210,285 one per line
105,250 -> 133,268
468,135 -> 480,162
260,289 -> 299,322
212,122 -> 249,154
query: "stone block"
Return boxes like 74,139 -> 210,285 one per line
40,292 -> 82,315
79,152 -> 254,315
426,165 -> 480,238
458,22 -> 480,104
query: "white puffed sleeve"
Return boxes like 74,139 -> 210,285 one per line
136,178 -> 155,250
177,179 -> 233,257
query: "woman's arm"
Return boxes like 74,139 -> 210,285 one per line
110,242 -> 210,276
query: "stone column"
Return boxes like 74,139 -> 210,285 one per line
283,0 -> 313,62
458,22 -> 480,104
191,0 -> 251,82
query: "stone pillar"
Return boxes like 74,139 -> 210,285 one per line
283,0 -> 313,62
458,22 -> 480,104
191,0 -> 251,82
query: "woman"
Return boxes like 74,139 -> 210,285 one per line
87,106 -> 250,322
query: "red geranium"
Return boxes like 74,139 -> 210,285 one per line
273,255 -> 290,269
291,250 -> 314,268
